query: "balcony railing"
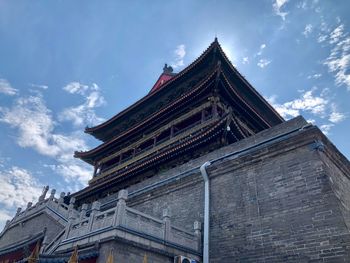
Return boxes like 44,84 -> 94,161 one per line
63,189 -> 201,252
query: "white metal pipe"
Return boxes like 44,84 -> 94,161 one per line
200,161 -> 211,263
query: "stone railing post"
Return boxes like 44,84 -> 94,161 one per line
24,202 -> 32,215
15,207 -> 22,217
68,197 -> 76,210
194,221 -> 202,251
68,197 -> 76,218
39,185 -> 49,203
64,208 -> 77,239
113,189 -> 128,226
49,189 -> 56,201
80,203 -> 88,221
27,202 -> 33,209
162,208 -> 171,241
57,192 -> 65,209
88,201 -> 101,231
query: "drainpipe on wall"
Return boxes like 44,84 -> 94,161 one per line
200,161 -> 211,263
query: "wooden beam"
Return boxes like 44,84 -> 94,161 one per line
99,101 -> 212,164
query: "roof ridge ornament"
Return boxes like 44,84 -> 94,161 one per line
163,63 -> 173,74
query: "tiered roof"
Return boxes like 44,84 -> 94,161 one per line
73,38 -> 284,201
76,38 -> 283,163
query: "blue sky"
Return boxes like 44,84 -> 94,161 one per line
0,0 -> 349,229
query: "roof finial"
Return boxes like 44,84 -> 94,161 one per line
163,63 -> 173,74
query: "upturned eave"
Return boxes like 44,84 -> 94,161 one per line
85,39 -> 221,141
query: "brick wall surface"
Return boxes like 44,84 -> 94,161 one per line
125,117 -> 350,262
321,140 -> 350,231
0,213 -> 63,248
208,142 -> 350,262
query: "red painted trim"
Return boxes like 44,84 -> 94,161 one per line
150,73 -> 175,93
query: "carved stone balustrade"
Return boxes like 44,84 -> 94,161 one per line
6,188 -> 79,228
63,189 -> 201,252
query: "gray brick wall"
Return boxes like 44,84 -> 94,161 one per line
321,140 -> 350,231
125,118 -> 350,262
0,213 -> 64,248
208,140 -> 350,262
131,174 -> 204,232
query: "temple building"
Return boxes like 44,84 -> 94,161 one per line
1,38 -> 350,263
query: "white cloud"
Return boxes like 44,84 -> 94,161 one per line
45,164 -> 91,192
0,95 -> 60,157
257,44 -> 266,56
59,105 -> 104,127
273,0 -> 289,20
329,24 -> 345,44
60,82 -> 105,127
242,57 -> 249,64
171,44 -> 186,69
0,166 -> 45,230
30,84 -> 48,90
307,73 -> 322,79
63,82 -> 91,95
63,83 -> 102,102
329,111 -> 346,123
0,209 -> 13,232
0,93 -> 93,187
303,24 -> 313,37
297,0 -> 320,11
257,59 -> 271,68
320,124 -> 334,135
297,1 -> 307,9
324,24 -> 350,91
336,16 -> 341,24
0,210 -> 12,222
325,53 -> 350,90
0,167 -> 42,209
320,21 -> 328,32
318,34 -> 327,43
267,88 -> 346,135
0,79 -> 18,96
329,104 -> 346,123
307,119 -> 316,124
269,88 -> 328,119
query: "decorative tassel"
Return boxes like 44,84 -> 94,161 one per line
27,241 -> 40,263
68,246 -> 78,263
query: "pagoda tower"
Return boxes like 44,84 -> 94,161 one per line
73,38 -> 284,204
